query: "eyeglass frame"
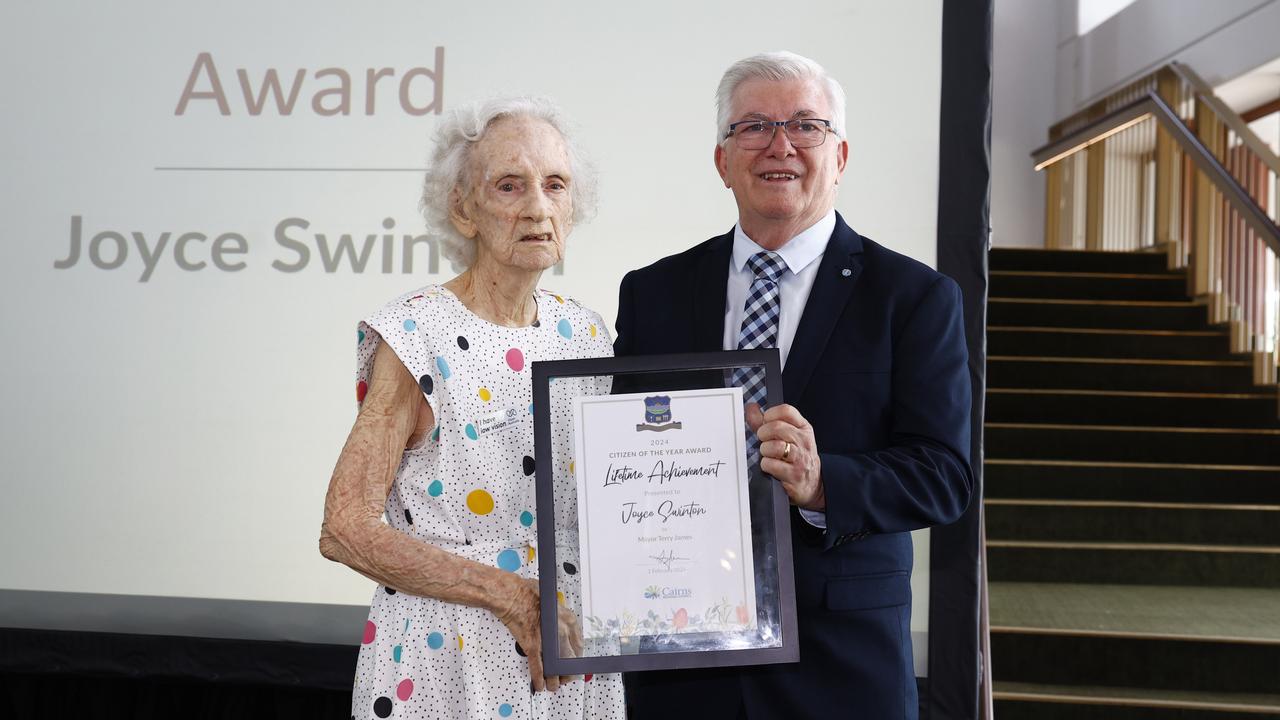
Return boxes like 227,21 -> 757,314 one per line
722,118 -> 836,148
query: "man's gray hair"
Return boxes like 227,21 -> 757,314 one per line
714,51 -> 847,146
420,96 -> 598,269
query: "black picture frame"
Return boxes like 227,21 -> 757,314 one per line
531,348 -> 798,675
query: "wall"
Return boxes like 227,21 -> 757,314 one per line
991,0 -> 1280,248
1062,0 -> 1280,115
991,0 -> 1062,247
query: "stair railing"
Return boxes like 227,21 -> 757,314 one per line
1032,63 -> 1280,388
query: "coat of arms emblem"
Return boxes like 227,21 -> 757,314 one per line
636,395 -> 682,432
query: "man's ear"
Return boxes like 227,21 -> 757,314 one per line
448,187 -> 478,239
834,139 -> 849,184
715,144 -> 730,188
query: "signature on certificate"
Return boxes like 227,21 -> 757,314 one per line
648,548 -> 691,570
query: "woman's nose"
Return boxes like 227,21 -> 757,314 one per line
523,190 -> 551,222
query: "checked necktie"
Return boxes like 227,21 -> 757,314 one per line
732,251 -> 786,461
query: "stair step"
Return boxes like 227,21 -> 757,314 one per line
991,271 -> 1189,301
988,582 -> 1280,643
985,423 -> 1280,465
986,541 -> 1280,587
986,245 -> 1280,719
989,326 -> 1234,360
990,297 -> 1211,330
988,581 -> 1280,647
986,389 -> 1280,427
985,460 -> 1280,504
990,628 -> 1280,693
988,356 -> 1260,393
990,248 -> 1176,274
986,500 -> 1280,545
994,681 -> 1280,720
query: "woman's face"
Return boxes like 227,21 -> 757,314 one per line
450,116 -> 575,273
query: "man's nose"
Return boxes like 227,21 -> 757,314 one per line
766,124 -> 796,157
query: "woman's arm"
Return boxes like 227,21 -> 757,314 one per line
319,342 -> 577,690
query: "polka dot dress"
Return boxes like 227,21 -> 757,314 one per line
352,285 -> 624,720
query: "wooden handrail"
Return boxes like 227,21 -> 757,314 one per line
1031,97 -> 1152,171
1171,63 -> 1280,175
1032,91 -> 1280,258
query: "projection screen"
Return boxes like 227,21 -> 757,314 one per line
0,0 -> 942,676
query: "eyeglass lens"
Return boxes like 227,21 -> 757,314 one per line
732,120 -> 829,149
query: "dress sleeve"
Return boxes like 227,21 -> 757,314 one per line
357,295 -> 439,418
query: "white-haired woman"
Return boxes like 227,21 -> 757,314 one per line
320,97 -> 624,719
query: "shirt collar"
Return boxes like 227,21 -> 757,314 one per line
731,210 -> 836,275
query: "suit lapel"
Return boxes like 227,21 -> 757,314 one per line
691,230 -> 734,351
783,214 -> 865,402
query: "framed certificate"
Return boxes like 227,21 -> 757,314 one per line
531,350 -> 798,675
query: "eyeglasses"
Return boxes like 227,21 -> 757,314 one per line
724,118 -> 834,149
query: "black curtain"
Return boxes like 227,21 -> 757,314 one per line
928,0 -> 993,719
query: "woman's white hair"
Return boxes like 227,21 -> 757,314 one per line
714,51 -> 847,146
420,96 -> 598,269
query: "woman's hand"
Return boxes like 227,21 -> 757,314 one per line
492,577 -> 582,692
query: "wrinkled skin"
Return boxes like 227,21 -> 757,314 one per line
320,115 -> 583,691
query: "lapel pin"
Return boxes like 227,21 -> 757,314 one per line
841,268 -> 852,277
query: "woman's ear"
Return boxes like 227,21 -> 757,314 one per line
448,187 -> 478,239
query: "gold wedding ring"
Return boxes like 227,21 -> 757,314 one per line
782,442 -> 792,461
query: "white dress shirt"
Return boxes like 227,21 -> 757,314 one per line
722,210 -> 836,528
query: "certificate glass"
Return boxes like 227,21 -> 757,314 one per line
532,350 -> 798,675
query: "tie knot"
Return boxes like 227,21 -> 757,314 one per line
747,251 -> 786,283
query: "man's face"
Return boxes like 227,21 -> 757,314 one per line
715,77 -> 848,243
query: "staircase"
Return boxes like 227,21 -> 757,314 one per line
985,247 -> 1280,719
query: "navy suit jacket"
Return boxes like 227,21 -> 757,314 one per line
614,213 -> 973,719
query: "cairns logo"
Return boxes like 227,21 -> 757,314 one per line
643,585 -> 693,600
635,395 -> 682,433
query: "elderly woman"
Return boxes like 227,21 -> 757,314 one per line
320,97 -> 624,719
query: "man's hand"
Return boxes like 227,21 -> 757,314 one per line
747,403 -> 825,510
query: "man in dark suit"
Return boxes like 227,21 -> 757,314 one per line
615,51 -> 973,719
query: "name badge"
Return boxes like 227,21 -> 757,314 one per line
475,406 -> 522,437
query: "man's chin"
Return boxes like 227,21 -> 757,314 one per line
751,204 -> 809,223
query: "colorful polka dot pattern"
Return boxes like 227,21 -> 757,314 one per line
466,489 -> 494,515
350,285 -> 623,719
496,549 -> 521,572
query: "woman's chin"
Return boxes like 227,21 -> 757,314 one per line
510,246 -> 563,272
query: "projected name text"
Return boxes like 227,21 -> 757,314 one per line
54,215 -> 457,281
